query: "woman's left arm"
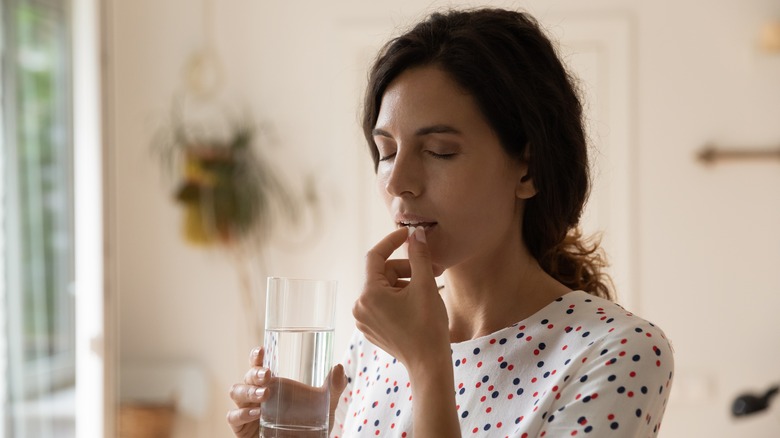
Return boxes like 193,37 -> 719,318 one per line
352,227 -> 461,437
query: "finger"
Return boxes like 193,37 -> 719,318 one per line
407,227 -> 436,287
384,259 -> 411,285
365,228 -> 409,282
243,366 -> 271,386
226,406 -> 261,427
229,383 -> 269,406
249,346 -> 264,367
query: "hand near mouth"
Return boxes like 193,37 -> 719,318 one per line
352,226 -> 450,368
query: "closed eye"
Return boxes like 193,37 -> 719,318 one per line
426,151 -> 457,160
379,152 -> 396,162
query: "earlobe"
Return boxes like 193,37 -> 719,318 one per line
516,174 -> 537,199
515,156 -> 536,199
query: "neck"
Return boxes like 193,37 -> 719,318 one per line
441,240 -> 570,343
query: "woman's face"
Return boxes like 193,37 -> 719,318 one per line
373,66 -> 532,270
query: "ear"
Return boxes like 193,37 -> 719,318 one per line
515,148 -> 537,200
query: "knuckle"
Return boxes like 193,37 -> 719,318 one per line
352,300 -> 362,320
229,384 -> 244,400
226,409 -> 239,423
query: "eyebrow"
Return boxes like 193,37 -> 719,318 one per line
372,124 -> 462,138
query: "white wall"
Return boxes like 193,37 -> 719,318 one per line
109,0 -> 780,436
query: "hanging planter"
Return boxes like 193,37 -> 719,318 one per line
158,118 -> 303,247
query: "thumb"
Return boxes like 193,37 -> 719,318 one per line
407,226 -> 436,285
328,364 -> 347,428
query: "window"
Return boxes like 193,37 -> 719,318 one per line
1,0 -> 76,436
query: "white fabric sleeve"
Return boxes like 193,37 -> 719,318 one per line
535,321 -> 675,437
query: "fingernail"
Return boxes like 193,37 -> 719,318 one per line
407,226 -> 416,238
414,226 -> 426,243
249,408 -> 261,417
255,387 -> 264,398
256,369 -> 266,380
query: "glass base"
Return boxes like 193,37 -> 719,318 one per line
259,423 -> 327,438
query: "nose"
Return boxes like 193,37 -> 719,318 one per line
383,150 -> 422,198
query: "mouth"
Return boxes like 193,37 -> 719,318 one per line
397,220 -> 438,231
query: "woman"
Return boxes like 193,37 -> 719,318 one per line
228,8 -> 674,437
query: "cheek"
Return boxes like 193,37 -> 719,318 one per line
375,171 -> 392,206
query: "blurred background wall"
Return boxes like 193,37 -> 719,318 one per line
107,0 -> 780,436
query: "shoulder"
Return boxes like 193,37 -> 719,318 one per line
534,292 -> 675,436
557,291 -> 675,394
558,291 -> 671,340
529,291 -> 675,388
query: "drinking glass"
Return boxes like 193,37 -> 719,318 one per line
260,277 -> 337,438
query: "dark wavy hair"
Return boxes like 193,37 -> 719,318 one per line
362,8 -> 613,300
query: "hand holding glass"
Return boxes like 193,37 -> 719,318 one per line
260,277 -> 337,438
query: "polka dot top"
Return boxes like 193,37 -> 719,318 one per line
330,290 -> 674,437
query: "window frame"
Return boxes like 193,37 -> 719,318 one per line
1,0 -> 76,404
